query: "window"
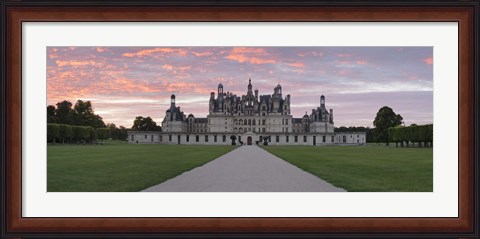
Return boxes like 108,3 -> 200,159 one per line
131,135 -> 134,141
294,136 -> 298,142
262,128 -> 266,133
322,136 -> 326,142
262,119 -> 266,125
238,136 -> 241,142
205,135 -> 209,142
169,135 -> 172,141
214,135 -> 217,142
331,136 -> 334,142
285,120 -> 288,125
268,137 -> 271,142
196,135 -> 199,142
186,135 -> 190,142
222,135 -> 226,142
276,135 -> 279,142
151,135 -> 154,142
343,135 -> 347,143
160,135 -> 163,141
145,135 -> 147,139
303,135 -> 307,142
286,135 -> 289,142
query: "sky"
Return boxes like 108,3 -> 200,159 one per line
47,47 -> 433,128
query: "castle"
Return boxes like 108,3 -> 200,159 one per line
128,79 -> 365,145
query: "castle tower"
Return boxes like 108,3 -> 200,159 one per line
320,95 -> 325,108
218,83 -> 224,95
170,94 -> 176,108
248,78 -> 252,93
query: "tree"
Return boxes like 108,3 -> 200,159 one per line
72,126 -> 89,144
86,126 -> 97,143
55,100 -> 75,125
47,123 -> 60,144
73,100 -> 106,128
117,126 -> 128,140
58,124 -> 73,144
131,116 -> 161,131
373,106 -> 403,146
97,128 -> 111,142
47,105 -> 57,123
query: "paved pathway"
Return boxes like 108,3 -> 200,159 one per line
142,146 -> 345,192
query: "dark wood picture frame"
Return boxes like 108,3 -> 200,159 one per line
1,1 -> 478,238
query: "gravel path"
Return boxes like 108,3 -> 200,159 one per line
142,146 -> 346,192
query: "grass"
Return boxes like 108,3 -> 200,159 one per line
263,145 -> 433,192
47,143 -> 235,192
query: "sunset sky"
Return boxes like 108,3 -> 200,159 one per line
47,47 -> 433,128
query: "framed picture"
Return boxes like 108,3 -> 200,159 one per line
1,0 -> 478,238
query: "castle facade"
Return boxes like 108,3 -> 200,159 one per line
128,79 -> 365,146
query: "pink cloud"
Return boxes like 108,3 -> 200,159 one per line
161,64 -> 191,71
286,62 -> 305,68
122,48 -> 188,57
356,60 -> 368,65
225,47 -> 277,65
55,60 -> 96,67
96,47 -> 106,53
337,53 -> 351,57
298,51 -> 324,57
48,53 -> 59,59
423,57 -> 433,65
192,51 -> 213,57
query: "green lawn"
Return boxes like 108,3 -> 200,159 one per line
263,145 -> 433,192
48,143 -> 235,192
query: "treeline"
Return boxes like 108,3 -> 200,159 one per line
388,124 -> 433,147
47,100 -> 128,144
47,123 -> 128,144
47,100 -> 106,128
48,124 -> 103,144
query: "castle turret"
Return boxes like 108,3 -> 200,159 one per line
218,83 -> 224,95
320,95 -> 325,108
170,94 -> 176,108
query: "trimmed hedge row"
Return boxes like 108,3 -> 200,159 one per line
47,123 -> 110,144
388,124 -> 433,147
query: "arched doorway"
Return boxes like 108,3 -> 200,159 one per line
247,136 -> 252,145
